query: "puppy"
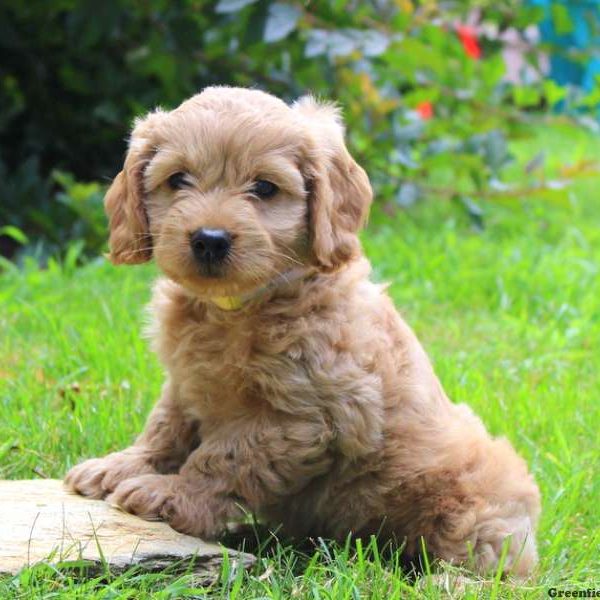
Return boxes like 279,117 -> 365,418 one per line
65,86 -> 540,576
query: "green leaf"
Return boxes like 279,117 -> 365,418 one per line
63,240 -> 85,275
514,6 -> 545,28
0,225 -> 29,245
263,3 -> 301,43
551,3 -> 574,35
513,86 -> 541,108
215,0 -> 258,14
543,80 -> 567,107
480,53 -> 506,89
577,82 -> 600,109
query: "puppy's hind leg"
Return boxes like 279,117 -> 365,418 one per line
467,503 -> 539,577
388,423 -> 540,578
420,437 -> 540,578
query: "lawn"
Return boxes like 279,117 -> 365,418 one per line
1,122 -> 599,598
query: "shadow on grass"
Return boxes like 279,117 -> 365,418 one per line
220,521 -> 428,581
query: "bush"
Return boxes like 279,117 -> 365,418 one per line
0,0 -> 591,261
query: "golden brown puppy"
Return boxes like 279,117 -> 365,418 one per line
65,86 -> 540,576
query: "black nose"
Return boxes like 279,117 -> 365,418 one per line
190,228 -> 232,264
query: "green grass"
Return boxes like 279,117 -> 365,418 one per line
1,121 -> 599,598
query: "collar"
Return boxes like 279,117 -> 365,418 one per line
208,267 -> 315,311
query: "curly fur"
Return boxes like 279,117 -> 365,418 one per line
65,86 -> 540,576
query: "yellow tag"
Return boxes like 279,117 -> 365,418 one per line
210,296 -> 243,311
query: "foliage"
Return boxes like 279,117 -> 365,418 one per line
0,0 -> 597,261
1,124 -> 599,597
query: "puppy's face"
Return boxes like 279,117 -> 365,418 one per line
145,94 -> 310,297
105,87 -> 372,298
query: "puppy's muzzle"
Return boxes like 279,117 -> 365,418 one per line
190,228 -> 232,275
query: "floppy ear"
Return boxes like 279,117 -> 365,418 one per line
294,97 -> 372,270
105,111 -> 164,265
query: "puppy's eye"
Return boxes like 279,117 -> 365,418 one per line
167,172 -> 189,190
251,180 -> 279,199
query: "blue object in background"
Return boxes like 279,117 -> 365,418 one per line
529,0 -> 600,94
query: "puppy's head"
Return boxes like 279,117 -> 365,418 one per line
105,86 -> 372,297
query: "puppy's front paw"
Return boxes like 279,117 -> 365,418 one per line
107,474 -> 219,539
65,448 -> 156,499
106,473 -> 177,520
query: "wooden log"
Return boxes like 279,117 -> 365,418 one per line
0,479 -> 255,581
